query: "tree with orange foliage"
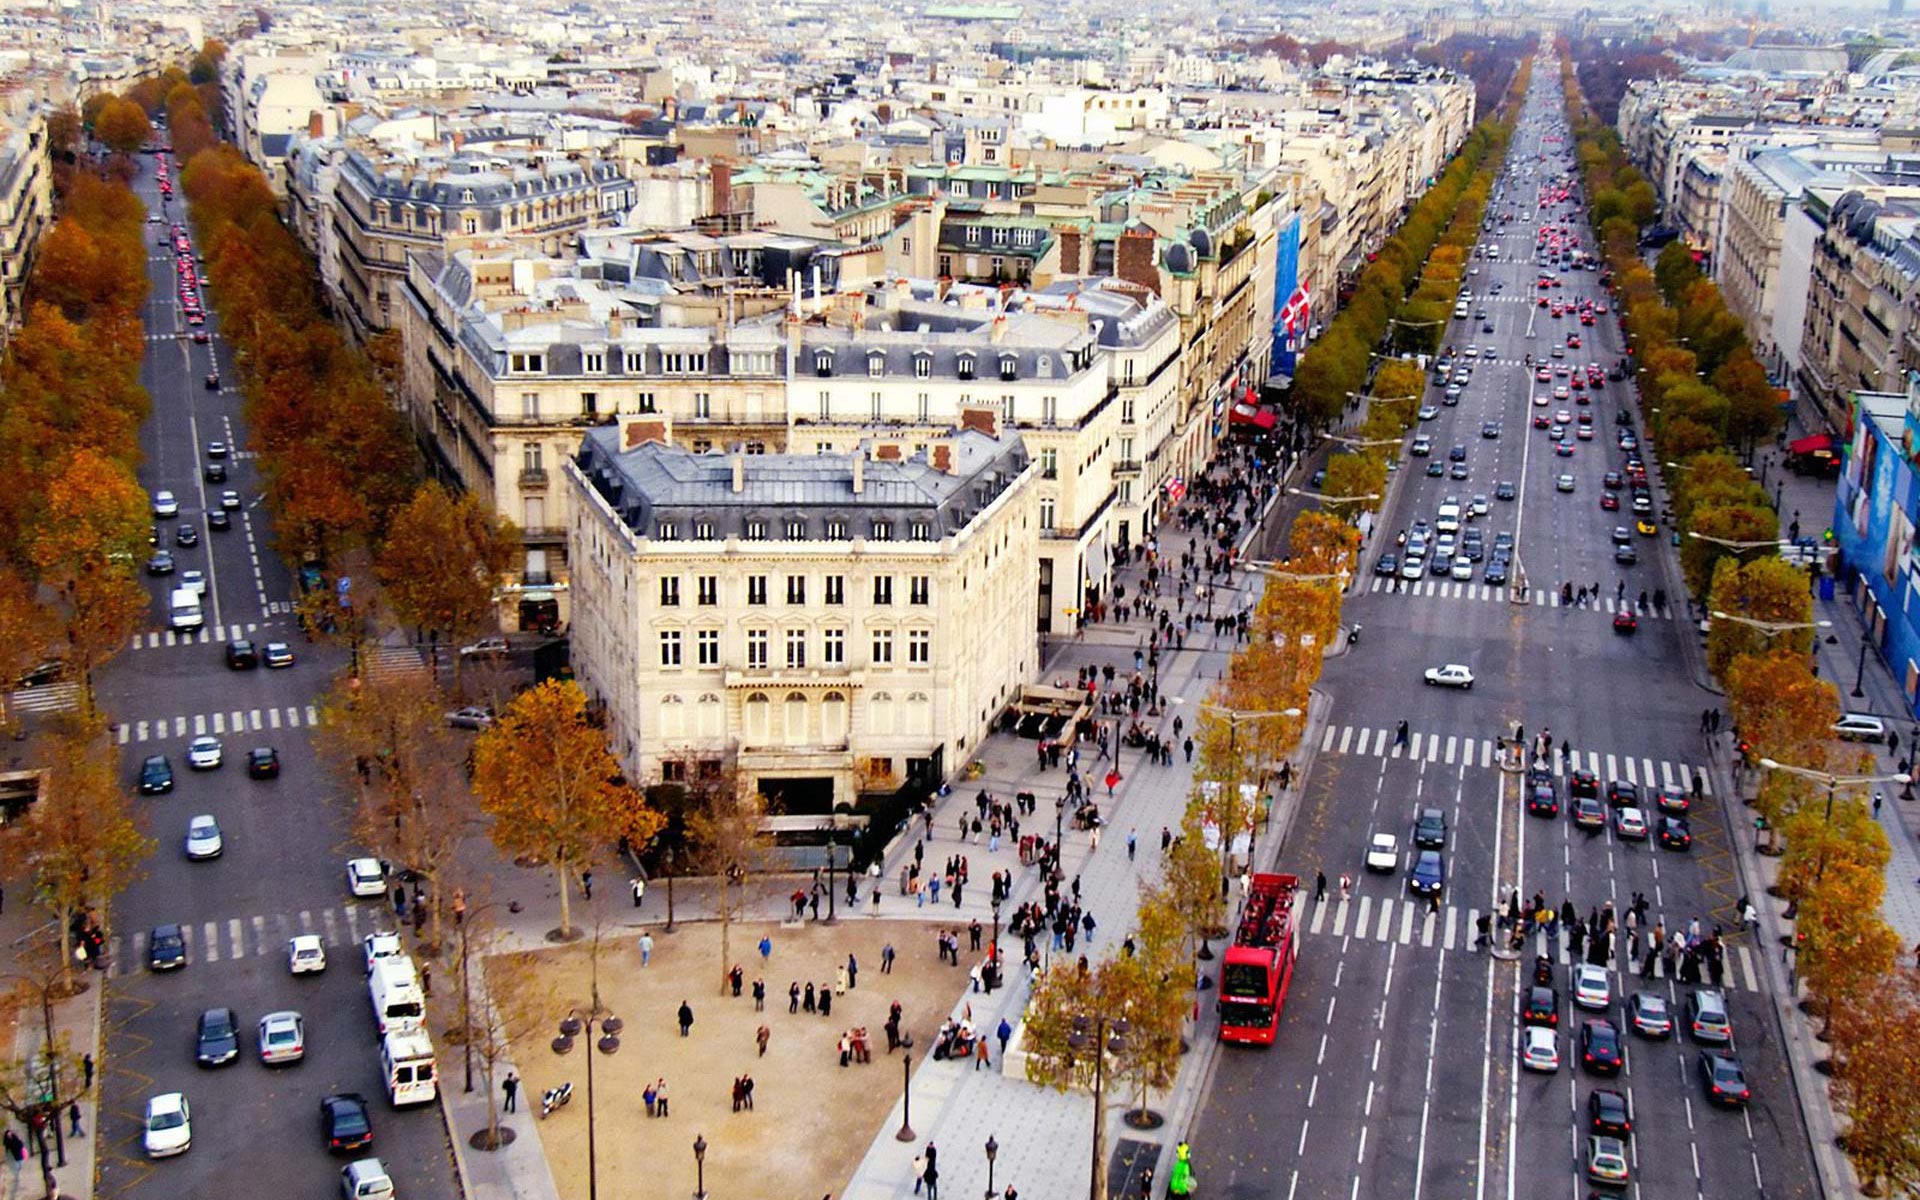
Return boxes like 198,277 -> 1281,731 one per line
1829,972 -> 1920,1193
91,98 -> 152,156
25,450 -> 151,708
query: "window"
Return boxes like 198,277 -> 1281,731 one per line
913,356 -> 931,380
695,519 -> 715,539
659,629 -> 683,667
637,391 -> 657,413
521,393 -> 541,421
826,519 -> 846,540
870,391 -> 883,419
917,392 -> 931,421
523,443 -> 544,472
693,392 -> 712,419
625,350 -> 646,373
908,629 -> 930,664
746,629 -> 769,669
868,353 -> 887,379
785,629 -> 807,669
732,351 -> 774,375
1042,395 -> 1058,424
964,225 -> 980,244
510,353 -> 545,374
745,692 -> 770,740
817,390 -> 832,419
786,575 -> 806,604
815,352 -> 833,376
747,575 -> 768,605
697,575 -> 718,606
871,628 -> 894,664
823,627 -> 845,664
662,351 -> 708,374
1002,395 -> 1016,424
910,575 -> 931,605
659,576 -> 680,606
999,357 -> 1018,382
825,575 -> 845,605
581,391 -> 598,417
1121,395 -> 1135,421
816,442 -> 834,455
1040,499 -> 1056,530
745,519 -> 766,541
785,518 -> 806,540
871,520 -> 893,541
957,354 -> 976,381
584,351 -> 605,374
696,629 -> 719,665
872,575 -> 893,605
1039,448 -> 1058,479
657,520 -> 679,540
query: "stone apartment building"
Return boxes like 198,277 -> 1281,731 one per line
566,421 -> 1037,809
1797,186 -> 1920,433
0,100 -> 52,348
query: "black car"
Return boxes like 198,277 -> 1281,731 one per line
204,460 -> 227,483
195,1007 -> 240,1066
16,659 -> 63,688
207,509 -> 231,531
1658,816 -> 1691,851
1588,1088 -> 1632,1137
1495,481 -> 1517,501
1569,769 -> 1600,798
139,754 -> 174,795
1605,781 -> 1639,808
148,923 -> 186,970
247,747 -> 280,780
1523,985 -> 1559,1028
1527,784 -> 1559,817
175,523 -> 198,548
225,639 -> 258,669
1580,1019 -> 1623,1076
1449,444 -> 1467,462
1413,808 -> 1447,849
1484,559 -> 1509,585
1614,544 -> 1637,565
321,1093 -> 373,1154
1375,554 -> 1399,578
1699,1050 -> 1749,1107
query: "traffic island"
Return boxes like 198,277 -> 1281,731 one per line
500,919 -> 968,1200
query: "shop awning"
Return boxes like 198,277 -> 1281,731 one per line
1789,434 -> 1833,455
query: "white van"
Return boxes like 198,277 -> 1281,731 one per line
367,956 -> 425,1036
169,587 -> 203,631
380,1027 -> 437,1106
1453,301 -> 1470,319
1436,503 -> 1462,534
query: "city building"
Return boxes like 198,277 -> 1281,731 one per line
1829,372 -> 1920,718
566,419 -> 1038,810
1795,187 -> 1920,433
0,99 -> 53,347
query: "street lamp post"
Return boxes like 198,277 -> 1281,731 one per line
1756,758 -> 1909,879
552,1001 -> 623,1200
1068,1016 -> 1130,1200
693,1134 -> 708,1200
984,1134 -> 1000,1198
894,1035 -> 917,1142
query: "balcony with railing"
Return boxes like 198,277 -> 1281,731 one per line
519,467 -> 549,491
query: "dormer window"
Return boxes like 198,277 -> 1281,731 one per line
964,225 -> 981,244
867,352 -> 887,379
509,353 -> 546,375
998,354 -> 1018,382
957,354 -> 976,381
815,351 -> 834,377
913,353 -> 932,380
461,189 -> 475,203
1036,355 -> 1053,378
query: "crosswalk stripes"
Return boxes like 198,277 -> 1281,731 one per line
1365,575 -> 1675,619
109,901 -> 388,977
1299,896 -> 1761,991
128,621 -> 282,651
10,682 -> 82,715
1315,722 -> 1711,796
114,704 -> 323,744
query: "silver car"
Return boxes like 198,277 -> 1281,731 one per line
258,1011 -> 305,1065
184,814 -> 223,860
186,736 -> 222,771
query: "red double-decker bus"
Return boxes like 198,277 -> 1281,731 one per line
1218,872 -> 1300,1045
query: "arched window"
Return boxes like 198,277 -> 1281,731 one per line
659,694 -> 685,739
906,691 -> 933,737
822,692 -> 848,743
745,692 -> 771,743
697,693 -> 723,738
870,691 -> 895,736
784,692 -> 809,745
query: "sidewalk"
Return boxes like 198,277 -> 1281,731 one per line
0,922 -> 103,1200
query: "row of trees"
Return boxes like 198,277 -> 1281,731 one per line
1018,62 -> 1536,1198
1559,49 -> 1920,1193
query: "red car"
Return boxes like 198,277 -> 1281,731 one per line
1600,493 -> 1620,510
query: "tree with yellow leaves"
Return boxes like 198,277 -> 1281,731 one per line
1705,556 -> 1816,683
1830,972 -> 1920,1194
471,681 -> 665,938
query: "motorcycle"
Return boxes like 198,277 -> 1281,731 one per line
1347,624 -> 1361,647
541,1081 -> 573,1119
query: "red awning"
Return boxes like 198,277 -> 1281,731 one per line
1789,434 -> 1833,456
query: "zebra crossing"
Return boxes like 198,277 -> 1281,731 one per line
1317,722 -> 1712,795
1365,574 -> 1675,619
114,703 -> 323,744
1299,894 -> 1762,992
107,901 -> 395,977
10,682 -> 82,715
129,620 -> 283,651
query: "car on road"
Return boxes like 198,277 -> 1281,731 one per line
1627,991 -> 1672,1038
1636,517 -> 1657,536
259,1011 -> 306,1065
1579,1018 -> 1624,1075
1832,713 -> 1887,742
140,754 -> 174,794
1526,782 -> 1558,817
225,639 -> 258,669
446,705 -> 496,730
1423,664 -> 1474,689
207,509 -> 230,531
264,641 -> 295,668
1612,611 -> 1637,635
1573,964 -> 1610,1010
1610,526 -> 1631,545
1522,985 -> 1559,1028
1599,491 -> 1619,511
1413,808 -> 1447,849
1425,461 -> 1445,477
1484,559 -> 1508,586
1450,555 -> 1473,581
1571,794 -> 1607,830
1418,405 -> 1439,421
1374,554 -> 1398,578
1481,421 -> 1500,439
144,1093 -> 191,1158
1689,989 -> 1732,1044
1585,1135 -> 1629,1186
1407,850 -> 1445,897
1569,770 -> 1600,798
342,1158 -> 396,1200
194,1007 -> 240,1066
247,746 -> 281,779
146,549 -> 176,576
321,1093 -> 374,1155
184,814 -> 223,860
289,934 -> 327,975
1656,784 -> 1690,815
1400,556 -> 1426,580
1410,436 -> 1432,457
1521,1026 -> 1559,1072
1613,543 -> 1637,565
1612,806 -> 1648,840
1361,828 -> 1401,873
1588,1088 -> 1632,1137
148,924 -> 187,971
1699,1050 -> 1750,1107
1658,816 -> 1692,850
180,569 -> 206,596
363,931 -> 403,974
152,490 -> 179,518
203,460 -> 226,482
175,523 -> 198,547
1556,473 -> 1575,491
347,857 -> 388,898
460,636 -> 513,659
186,736 -> 222,770
220,489 -> 242,510
1605,781 -> 1639,808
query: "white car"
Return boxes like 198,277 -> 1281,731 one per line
346,857 -> 388,899
1556,474 -> 1575,492
152,490 -> 179,518
1364,833 -> 1400,873
1832,713 -> 1887,742
1450,556 -> 1474,581
342,1158 -> 396,1200
258,1011 -> 306,1064
363,930 -> 402,975
183,814 -> 223,860
186,735 -> 222,770
1572,964 -> 1610,1011
1521,1025 -> 1559,1072
179,569 -> 207,597
1423,664 -> 1475,689
144,1092 -> 191,1157
459,636 -> 512,659
288,934 -> 327,975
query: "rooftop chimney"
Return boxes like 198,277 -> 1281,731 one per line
851,449 -> 865,495
731,451 -> 745,493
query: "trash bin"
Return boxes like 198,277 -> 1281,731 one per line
1819,576 -> 1835,602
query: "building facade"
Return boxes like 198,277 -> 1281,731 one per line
1830,374 -> 1920,718
0,102 -> 52,347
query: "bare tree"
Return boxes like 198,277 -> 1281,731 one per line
681,774 -> 775,995
0,945 -> 94,1200
449,900 -> 554,1151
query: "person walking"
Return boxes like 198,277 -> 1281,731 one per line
881,943 -> 896,973
752,979 -> 765,1011
974,1035 -> 991,1071
1395,719 -> 1409,748
639,932 -> 654,967
82,1053 -> 94,1092
68,1101 -> 83,1138
847,953 -> 859,990
503,1072 -> 519,1112
677,1000 -> 694,1037
759,935 -> 773,964
630,877 -> 646,908
1127,829 -> 1137,860
1315,870 -> 1327,903
3,1129 -> 22,1183
757,1024 -> 771,1057
654,1078 -> 670,1117
912,1153 -> 928,1196
922,1160 -> 940,1200
580,870 -> 593,901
